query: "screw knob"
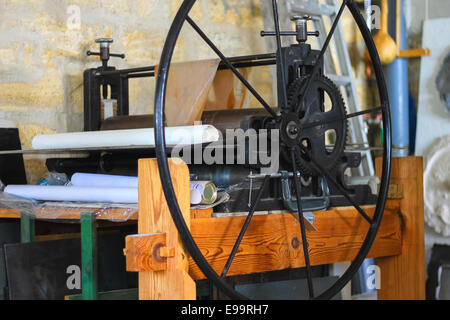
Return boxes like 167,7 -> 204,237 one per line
96,38 -> 113,48
290,15 -> 317,43
291,15 -> 312,22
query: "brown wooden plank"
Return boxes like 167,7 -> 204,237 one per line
0,208 -> 20,218
376,156 -> 425,300
138,158 -> 196,300
125,233 -> 168,272
187,203 -> 402,280
190,208 -> 213,219
0,207 -> 214,221
0,207 -> 138,221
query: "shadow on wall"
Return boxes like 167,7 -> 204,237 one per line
435,51 -> 450,113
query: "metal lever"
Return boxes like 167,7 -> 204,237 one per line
260,14 -> 319,43
86,51 -> 126,59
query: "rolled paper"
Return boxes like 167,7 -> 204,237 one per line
190,188 -> 203,205
4,185 -> 138,203
71,173 -> 138,188
31,125 -> 220,150
190,181 -> 217,205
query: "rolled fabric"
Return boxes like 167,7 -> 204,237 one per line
31,125 -> 220,150
4,185 -> 138,203
71,173 -> 138,188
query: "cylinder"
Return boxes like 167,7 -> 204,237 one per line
387,0 -> 409,157
190,181 -> 217,205
100,108 -> 272,136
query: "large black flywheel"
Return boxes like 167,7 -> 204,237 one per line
154,0 -> 391,300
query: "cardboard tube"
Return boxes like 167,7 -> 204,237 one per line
31,125 -> 220,150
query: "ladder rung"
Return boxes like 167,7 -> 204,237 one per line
325,74 -> 351,86
288,1 -> 336,17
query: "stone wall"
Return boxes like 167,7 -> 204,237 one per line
0,0 -> 272,182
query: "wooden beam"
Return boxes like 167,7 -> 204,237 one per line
137,159 -> 196,300
125,233 -> 170,272
0,207 -> 138,221
187,203 -> 402,280
376,157 -> 425,300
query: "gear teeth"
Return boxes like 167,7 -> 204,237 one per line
285,74 -> 348,176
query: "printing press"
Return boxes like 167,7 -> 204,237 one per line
1,0 -> 393,300
46,21 -> 380,215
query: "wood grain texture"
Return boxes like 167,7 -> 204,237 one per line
190,208 -> 213,219
160,59 -> 219,126
138,158 -> 196,300
187,203 -> 402,280
125,233 -> 168,272
376,157 -> 425,300
0,207 -> 138,221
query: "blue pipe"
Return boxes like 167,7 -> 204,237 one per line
387,0 -> 409,157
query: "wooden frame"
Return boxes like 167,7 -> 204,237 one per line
124,156 -> 425,300
0,157 -> 424,300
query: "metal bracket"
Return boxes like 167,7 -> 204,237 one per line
280,171 -> 331,231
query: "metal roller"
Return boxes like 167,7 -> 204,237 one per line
100,108 -> 272,135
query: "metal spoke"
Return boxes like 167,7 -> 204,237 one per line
272,0 -> 288,111
295,0 -> 348,112
220,175 -> 270,278
297,145 -> 373,225
186,16 -> 278,120
302,106 -> 383,129
290,148 -> 315,299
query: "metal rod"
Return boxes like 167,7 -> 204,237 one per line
272,0 -> 288,111
220,175 -> 270,278
301,106 -> 383,129
297,144 -> 373,225
290,148 -> 315,299
95,53 -> 276,77
261,31 -> 319,37
186,15 -> 278,120
123,72 -> 155,79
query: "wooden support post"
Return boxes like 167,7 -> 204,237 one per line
81,212 -> 98,300
20,212 -> 35,243
376,157 -> 425,300
136,159 -> 195,300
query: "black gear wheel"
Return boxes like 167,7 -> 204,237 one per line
283,74 -> 348,176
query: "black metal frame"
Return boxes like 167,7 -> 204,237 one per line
83,67 -> 130,131
153,0 -> 391,300
83,53 -> 280,132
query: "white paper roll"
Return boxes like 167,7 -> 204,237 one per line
190,188 -> 202,205
31,125 -> 220,150
71,173 -> 138,188
4,185 -> 138,203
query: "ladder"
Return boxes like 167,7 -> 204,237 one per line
260,0 -> 375,177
